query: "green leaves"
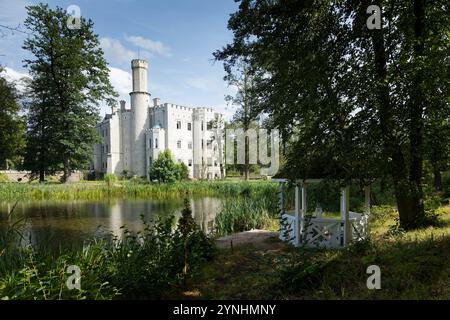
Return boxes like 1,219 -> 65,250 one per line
0,68 -> 26,168
216,0 -> 449,229
21,4 -> 117,181
149,150 -> 188,183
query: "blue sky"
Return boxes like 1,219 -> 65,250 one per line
0,0 -> 239,118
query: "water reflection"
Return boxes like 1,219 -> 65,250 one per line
0,197 -> 222,248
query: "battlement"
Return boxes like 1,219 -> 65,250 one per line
131,59 -> 148,69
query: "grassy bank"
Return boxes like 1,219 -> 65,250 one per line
0,180 -> 278,201
0,205 -> 214,300
173,205 -> 450,300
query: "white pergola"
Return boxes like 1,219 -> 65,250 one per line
273,179 -> 371,248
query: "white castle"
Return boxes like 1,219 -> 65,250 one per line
92,59 -> 225,180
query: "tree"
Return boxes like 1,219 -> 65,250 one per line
22,4 -> 117,182
224,60 -> 261,180
215,0 -> 449,229
0,67 -> 25,168
149,150 -> 189,183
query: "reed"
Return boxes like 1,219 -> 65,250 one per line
214,197 -> 277,236
0,180 -> 278,201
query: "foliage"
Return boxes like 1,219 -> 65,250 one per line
0,180 -> 278,201
0,67 -> 25,168
214,197 -> 276,236
104,173 -> 118,188
149,150 -> 189,183
0,212 -> 214,300
224,61 -> 262,180
21,4 -> 117,182
214,0 -> 450,230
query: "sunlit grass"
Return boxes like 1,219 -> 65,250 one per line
0,180 -> 278,201
175,205 -> 450,300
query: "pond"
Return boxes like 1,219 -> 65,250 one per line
0,197 -> 222,248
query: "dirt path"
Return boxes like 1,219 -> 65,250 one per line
215,229 -> 283,250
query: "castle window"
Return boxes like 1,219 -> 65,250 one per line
201,121 -> 204,131
155,138 -> 158,149
149,138 -> 152,148
201,139 -> 204,149
177,121 -> 181,129
207,122 -> 212,130
188,159 -> 192,167
207,140 -> 212,150
188,142 -> 192,149
187,123 -> 192,131
177,140 -> 182,148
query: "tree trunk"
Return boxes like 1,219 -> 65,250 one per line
367,0 -> 425,230
434,166 -> 442,191
244,135 -> 250,180
62,156 -> 71,183
39,169 -> 45,183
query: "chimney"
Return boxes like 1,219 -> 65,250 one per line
153,98 -> 161,107
111,102 -> 118,114
120,100 -> 126,111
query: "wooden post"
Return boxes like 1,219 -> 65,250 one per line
300,183 -> 307,244
340,186 -> 350,246
294,185 -> 300,246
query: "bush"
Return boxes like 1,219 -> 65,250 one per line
120,170 -> 131,180
104,173 -> 117,187
149,150 -> 189,183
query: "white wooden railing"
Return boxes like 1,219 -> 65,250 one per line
280,211 -> 368,249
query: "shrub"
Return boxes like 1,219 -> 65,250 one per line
104,173 -> 117,187
149,150 -> 188,183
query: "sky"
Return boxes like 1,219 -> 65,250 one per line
0,0 -> 239,118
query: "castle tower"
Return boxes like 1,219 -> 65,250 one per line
130,59 -> 150,177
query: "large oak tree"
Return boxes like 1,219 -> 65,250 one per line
215,0 -> 449,229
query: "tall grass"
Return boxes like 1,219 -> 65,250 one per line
214,197 -> 277,236
0,180 -> 278,201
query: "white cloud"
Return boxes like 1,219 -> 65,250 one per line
124,35 -> 171,57
1,67 -> 30,92
98,66 -> 132,115
100,37 -> 144,67
108,67 -> 132,100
